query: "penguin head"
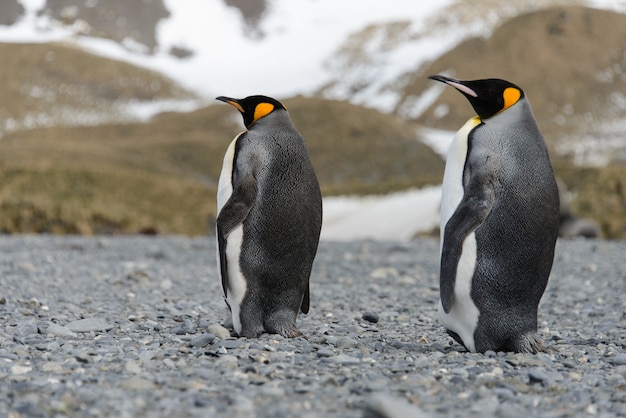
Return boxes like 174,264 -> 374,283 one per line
216,95 -> 286,129
428,75 -> 524,120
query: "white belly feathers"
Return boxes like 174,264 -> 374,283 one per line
217,134 -> 239,212
438,117 -> 481,352
216,133 -> 248,335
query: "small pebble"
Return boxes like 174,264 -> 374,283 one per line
336,337 -> 358,349
608,353 -> 626,366
171,319 -> 195,335
189,333 -> 215,348
121,377 -> 157,391
14,319 -> 38,337
217,355 -> 239,366
66,318 -> 114,333
47,324 -> 77,337
528,369 -> 549,385
11,365 -> 32,375
316,348 -> 334,358
362,312 -> 380,323
208,324 -> 231,340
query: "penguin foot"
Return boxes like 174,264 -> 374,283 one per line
274,324 -> 304,339
264,310 -> 303,338
515,333 -> 550,354
239,323 -> 264,339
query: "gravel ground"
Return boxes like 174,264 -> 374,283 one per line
0,235 -> 625,418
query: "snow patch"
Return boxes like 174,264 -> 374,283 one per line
556,119 -> 626,166
321,186 -> 442,242
587,0 -> 626,13
121,99 -> 207,122
419,127 -> 456,158
398,83 -> 447,119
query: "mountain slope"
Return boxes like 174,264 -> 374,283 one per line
317,0 -> 592,110
0,42 -> 197,137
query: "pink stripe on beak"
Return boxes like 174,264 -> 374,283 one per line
447,81 -> 478,97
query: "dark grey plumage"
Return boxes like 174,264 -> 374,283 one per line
429,76 -> 559,353
216,95 -> 322,338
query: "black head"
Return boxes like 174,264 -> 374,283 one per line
216,95 -> 286,129
428,75 -> 525,120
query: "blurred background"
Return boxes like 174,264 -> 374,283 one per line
0,0 -> 624,239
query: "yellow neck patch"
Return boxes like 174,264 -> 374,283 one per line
253,102 -> 275,124
502,87 -> 521,111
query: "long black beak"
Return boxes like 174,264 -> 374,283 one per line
427,75 -> 478,98
216,96 -> 244,113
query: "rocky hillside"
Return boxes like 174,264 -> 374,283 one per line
0,42 -> 196,137
4,0 -> 168,53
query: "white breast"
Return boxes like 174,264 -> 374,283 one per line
438,117 -> 481,353
216,133 -> 248,335
217,134 -> 241,213
439,117 -> 479,240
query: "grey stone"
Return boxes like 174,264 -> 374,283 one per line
217,339 -> 247,349
73,350 -> 93,363
121,377 -> 157,391
528,369 -> 549,385
363,394 -> 429,418
336,337 -> 358,349
316,348 -> 334,358
66,318 -> 114,333
171,319 -> 195,335
14,319 -> 38,337
334,354 -> 361,365
362,312 -> 380,323
189,333 -> 215,348
217,355 -> 238,367
607,353 -> 626,366
11,365 -> 32,375
208,324 -> 231,339
125,360 -> 142,374
47,323 -> 77,337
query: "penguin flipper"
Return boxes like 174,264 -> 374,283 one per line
217,226 -> 229,299
216,173 -> 258,298
300,285 -> 310,314
440,177 -> 495,313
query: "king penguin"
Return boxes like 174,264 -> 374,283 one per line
215,95 -> 322,338
427,75 -> 559,353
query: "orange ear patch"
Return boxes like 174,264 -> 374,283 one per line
253,102 -> 275,123
502,87 -> 521,111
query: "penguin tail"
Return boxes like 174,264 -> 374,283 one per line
515,332 -> 550,354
